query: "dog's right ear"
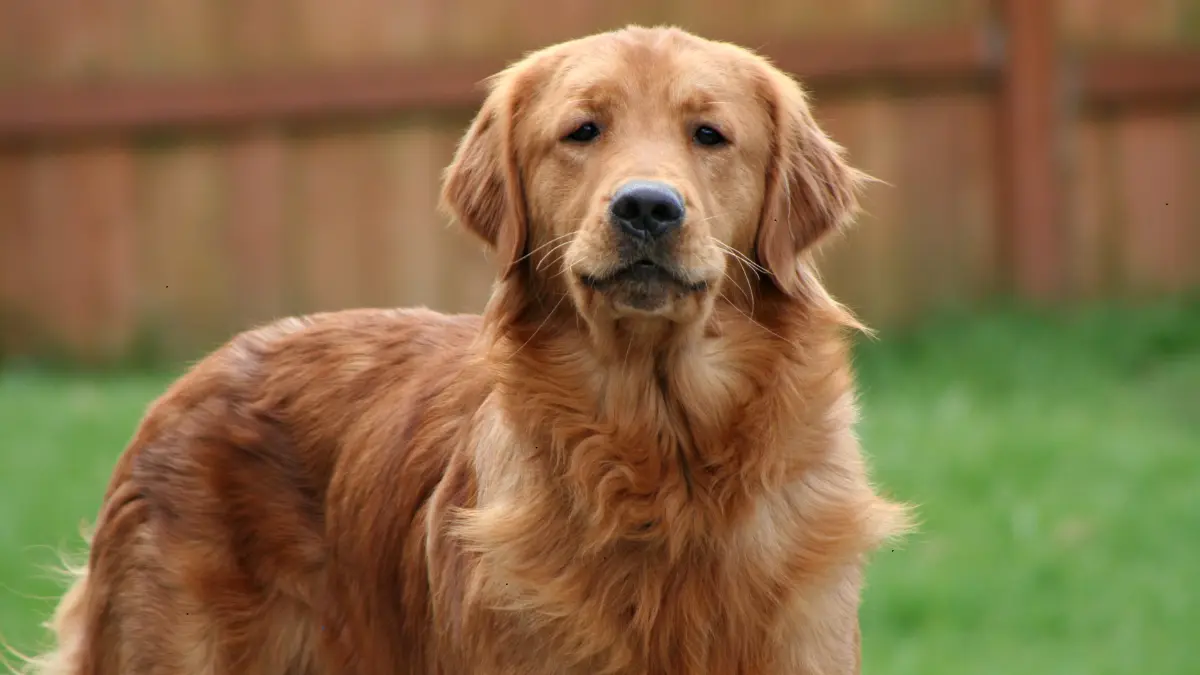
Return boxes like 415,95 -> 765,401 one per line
441,68 -> 529,278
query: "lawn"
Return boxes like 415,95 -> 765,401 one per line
2,297 -> 1198,673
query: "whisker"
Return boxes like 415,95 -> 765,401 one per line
726,301 -> 794,347
703,235 -> 764,314
709,236 -> 767,274
516,232 -> 575,266
740,259 -> 759,313
622,328 -> 635,371
510,292 -> 569,359
717,242 -> 766,274
535,239 -> 576,272
725,254 -> 758,314
692,213 -> 727,226
739,255 -> 758,314
549,258 -> 579,283
720,268 -> 752,309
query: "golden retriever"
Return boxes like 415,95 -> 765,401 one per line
24,25 -> 908,675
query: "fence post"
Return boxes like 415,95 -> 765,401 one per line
996,0 -> 1066,300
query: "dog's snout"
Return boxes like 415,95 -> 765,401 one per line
609,181 -> 685,239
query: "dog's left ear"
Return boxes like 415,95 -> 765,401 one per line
756,64 -> 868,298
441,66 -> 530,278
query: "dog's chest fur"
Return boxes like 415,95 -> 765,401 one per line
423,339 -> 873,675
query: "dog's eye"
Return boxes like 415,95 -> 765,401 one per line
693,125 -> 728,147
563,122 -> 601,143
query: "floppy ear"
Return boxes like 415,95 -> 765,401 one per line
756,65 -> 868,298
441,70 -> 528,278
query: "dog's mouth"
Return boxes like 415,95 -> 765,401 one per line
579,259 -> 710,294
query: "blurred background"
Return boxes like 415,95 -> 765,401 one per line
0,0 -> 1197,673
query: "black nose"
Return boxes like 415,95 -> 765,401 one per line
609,180 -> 685,239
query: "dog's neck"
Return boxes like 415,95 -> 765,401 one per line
476,272 -> 857,548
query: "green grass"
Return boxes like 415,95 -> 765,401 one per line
2,297 -> 1198,673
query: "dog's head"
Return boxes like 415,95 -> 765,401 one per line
442,26 -> 865,329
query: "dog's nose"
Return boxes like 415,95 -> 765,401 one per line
609,181 -> 685,239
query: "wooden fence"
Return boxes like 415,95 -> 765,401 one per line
1,0 -> 1199,362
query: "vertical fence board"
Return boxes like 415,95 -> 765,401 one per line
1186,116 -> 1200,288
296,0 -> 368,66
72,145 -> 138,359
223,0 -> 301,75
352,127 -> 407,310
896,93 -> 965,313
21,0 -> 128,83
392,125 -> 449,309
227,130 -> 288,327
1063,0 -> 1193,47
820,95 -> 909,325
135,141 -> 232,356
1065,117 -> 1117,298
437,0 -> 522,58
363,124 -> 450,310
510,0 -> 606,50
999,0 -> 1066,300
0,1 -> 24,84
8,146 -> 133,359
287,130 -> 371,313
0,153 -> 31,354
952,93 -> 1002,300
23,151 -> 83,353
1113,113 -> 1196,293
431,126 -> 496,314
376,0 -> 443,60
124,0 -> 225,78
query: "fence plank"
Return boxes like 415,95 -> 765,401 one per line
0,153 -> 31,354
135,141 -> 232,356
1065,117 -> 1117,298
227,130 -> 288,326
77,145 -> 138,359
12,145 -> 136,360
997,0 -> 1065,300
20,152 -> 73,351
222,0 -> 301,74
1113,112 -> 1196,293
820,95 -> 909,324
288,130 -> 373,313
951,93 -> 1002,300
430,126 -> 495,314
124,0 -> 225,78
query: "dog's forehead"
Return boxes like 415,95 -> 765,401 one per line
551,31 -> 755,108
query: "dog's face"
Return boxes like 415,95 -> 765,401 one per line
522,32 -> 768,322
443,27 -> 864,326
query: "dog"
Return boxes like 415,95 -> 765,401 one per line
25,25 -> 908,675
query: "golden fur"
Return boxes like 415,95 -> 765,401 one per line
23,26 -> 908,675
